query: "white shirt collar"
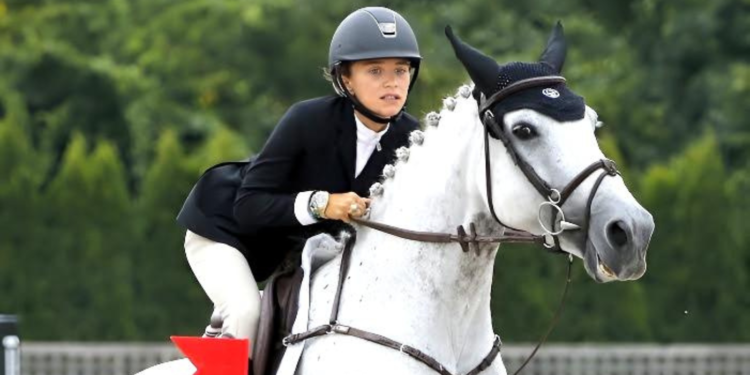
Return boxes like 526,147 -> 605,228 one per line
355,114 -> 389,145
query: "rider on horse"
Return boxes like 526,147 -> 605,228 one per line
176,6 -> 423,358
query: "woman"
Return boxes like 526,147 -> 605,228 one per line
176,6 -> 422,354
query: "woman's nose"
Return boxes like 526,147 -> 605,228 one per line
383,74 -> 398,87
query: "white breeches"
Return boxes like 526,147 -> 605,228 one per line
184,230 -> 260,357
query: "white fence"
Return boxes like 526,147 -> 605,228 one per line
21,343 -> 180,375
501,345 -> 750,375
19,342 -> 750,375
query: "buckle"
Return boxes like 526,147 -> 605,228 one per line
603,160 -> 619,175
331,324 -> 350,334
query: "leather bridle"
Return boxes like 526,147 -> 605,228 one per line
283,76 -> 621,375
477,75 -> 620,252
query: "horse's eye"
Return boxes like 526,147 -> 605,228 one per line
512,123 -> 537,140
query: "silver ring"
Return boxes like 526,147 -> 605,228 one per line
548,189 -> 561,204
538,201 -> 566,236
542,234 -> 555,249
349,203 -> 360,215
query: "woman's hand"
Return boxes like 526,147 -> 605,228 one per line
324,192 -> 370,223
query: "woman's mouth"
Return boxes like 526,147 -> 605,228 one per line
381,94 -> 401,102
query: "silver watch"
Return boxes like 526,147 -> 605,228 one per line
309,191 -> 330,219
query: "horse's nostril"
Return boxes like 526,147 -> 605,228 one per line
607,221 -> 628,248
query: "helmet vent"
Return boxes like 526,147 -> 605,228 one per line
379,22 -> 397,38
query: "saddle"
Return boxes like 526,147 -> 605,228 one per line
200,263 -> 303,375
252,265 -> 303,375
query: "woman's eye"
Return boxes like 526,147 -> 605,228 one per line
512,123 -> 537,140
369,68 -> 382,75
396,68 -> 408,75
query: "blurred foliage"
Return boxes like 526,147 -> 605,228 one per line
0,0 -> 747,342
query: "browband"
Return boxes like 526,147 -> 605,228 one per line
478,76 -> 567,115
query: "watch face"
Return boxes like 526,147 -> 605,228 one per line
312,193 -> 322,208
312,192 -> 328,213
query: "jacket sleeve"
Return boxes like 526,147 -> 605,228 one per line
233,103 -> 308,234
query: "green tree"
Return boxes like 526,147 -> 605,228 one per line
0,116 -> 46,328
37,134 -> 136,340
639,131 -> 746,341
725,165 -> 750,336
132,129 -> 208,339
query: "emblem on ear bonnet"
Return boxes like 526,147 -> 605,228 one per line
542,88 -> 560,98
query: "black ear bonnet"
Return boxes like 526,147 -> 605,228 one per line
446,23 -> 585,138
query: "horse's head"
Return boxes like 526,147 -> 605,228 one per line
446,23 -> 654,283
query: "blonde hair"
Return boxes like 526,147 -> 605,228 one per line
322,64 -> 351,80
322,63 -> 352,96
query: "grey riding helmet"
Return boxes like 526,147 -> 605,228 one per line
328,7 -> 422,123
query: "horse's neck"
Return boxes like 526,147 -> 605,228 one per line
345,111 -> 501,362
370,109 -> 486,231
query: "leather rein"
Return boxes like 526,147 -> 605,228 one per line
283,76 -> 620,375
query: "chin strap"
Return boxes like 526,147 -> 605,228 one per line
349,93 -> 403,124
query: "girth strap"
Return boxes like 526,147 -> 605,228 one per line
285,323 -> 503,375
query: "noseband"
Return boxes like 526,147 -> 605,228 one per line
478,76 -> 620,253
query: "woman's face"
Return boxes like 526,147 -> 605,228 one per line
343,58 -> 411,118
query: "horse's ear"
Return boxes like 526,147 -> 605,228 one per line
445,25 -> 500,96
539,21 -> 567,73
472,85 -> 482,104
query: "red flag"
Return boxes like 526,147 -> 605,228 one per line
171,336 -> 249,375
